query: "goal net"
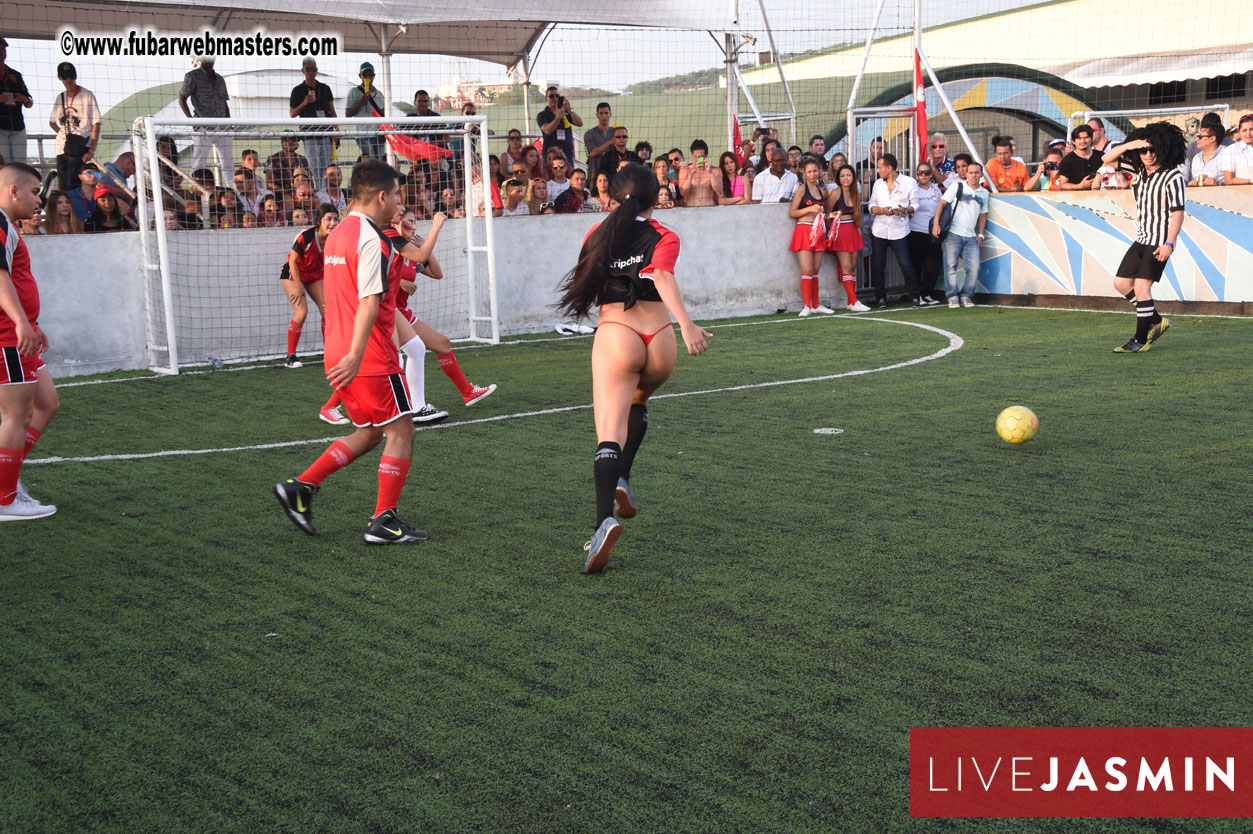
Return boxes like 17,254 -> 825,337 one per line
131,115 -> 498,373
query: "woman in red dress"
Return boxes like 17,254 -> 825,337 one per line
788,157 -> 831,316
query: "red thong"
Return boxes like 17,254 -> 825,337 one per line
599,321 -> 672,347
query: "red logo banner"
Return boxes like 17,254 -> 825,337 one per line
911,727 -> 1253,817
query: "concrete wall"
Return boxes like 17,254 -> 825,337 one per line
25,187 -> 1253,378
25,232 -> 148,377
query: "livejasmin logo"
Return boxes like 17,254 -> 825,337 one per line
910,727 -> 1253,818
927,754 -> 1234,793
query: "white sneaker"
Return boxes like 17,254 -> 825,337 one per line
0,491 -> 57,521
798,306 -> 814,317
813,305 -> 836,315
15,479 -> 30,500
574,323 -> 596,334
922,296 -> 941,306
847,301 -> 871,313
961,297 -> 976,307
948,298 -> 961,308
413,403 -> 450,424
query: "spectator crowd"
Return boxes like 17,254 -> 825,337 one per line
1,43 -> 1250,242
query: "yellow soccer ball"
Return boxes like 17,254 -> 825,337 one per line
996,406 -> 1039,445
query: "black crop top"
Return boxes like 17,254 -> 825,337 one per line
584,218 -> 681,310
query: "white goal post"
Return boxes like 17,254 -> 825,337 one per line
131,115 -> 499,374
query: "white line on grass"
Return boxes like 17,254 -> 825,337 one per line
29,317 -> 962,466
53,309 -> 917,388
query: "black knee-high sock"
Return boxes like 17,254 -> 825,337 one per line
620,405 -> 649,482
1123,290 -> 1136,304
594,441 -> 622,526
1134,299 -> 1157,341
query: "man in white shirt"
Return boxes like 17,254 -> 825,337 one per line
751,148 -> 798,204
1222,113 -> 1253,184
866,152 -> 924,308
500,178 -> 529,216
933,161 -> 990,307
1188,123 -> 1229,186
231,167 -> 271,215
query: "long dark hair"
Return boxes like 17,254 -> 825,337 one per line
835,164 -> 861,224
717,151 -> 738,196
1122,121 -> 1186,173
556,165 -> 660,319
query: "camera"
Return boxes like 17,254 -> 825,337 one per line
1044,162 -> 1059,172
556,95 -> 565,108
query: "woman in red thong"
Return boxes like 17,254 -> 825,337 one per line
556,165 -> 712,574
597,320 -> 672,347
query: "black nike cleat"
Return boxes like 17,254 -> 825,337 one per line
1113,339 -> 1149,354
364,509 -> 430,544
275,479 -> 318,535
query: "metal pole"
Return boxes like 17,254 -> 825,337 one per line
479,114 -> 500,344
462,113 -> 477,341
380,27 -> 396,168
756,0 -> 797,146
917,47 -> 994,191
143,118 -> 180,373
847,0 -> 890,112
522,56 -> 533,136
725,32 -> 738,154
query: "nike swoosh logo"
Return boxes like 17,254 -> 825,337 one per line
296,496 -> 307,512
383,526 -> 402,535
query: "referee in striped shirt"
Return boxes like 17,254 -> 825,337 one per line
1102,122 -> 1187,353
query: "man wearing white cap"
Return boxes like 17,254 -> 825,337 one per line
346,62 -> 386,162
178,56 -> 232,183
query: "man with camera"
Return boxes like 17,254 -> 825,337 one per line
537,86 -> 582,167
1059,124 -> 1103,190
678,139 -> 717,207
1026,146 -> 1065,191
49,62 -> 101,193
345,62 -> 386,162
288,58 -> 337,190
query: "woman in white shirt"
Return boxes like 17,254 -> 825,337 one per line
906,163 -> 944,304
1221,114 -> 1253,185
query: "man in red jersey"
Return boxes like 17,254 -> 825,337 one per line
274,159 -> 426,544
0,163 -> 60,520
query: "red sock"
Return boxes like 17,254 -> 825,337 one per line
298,440 -> 355,486
0,447 -> 22,506
374,455 -> 411,516
437,352 -> 474,398
800,275 -> 813,308
286,320 -> 303,355
23,427 -> 41,460
322,390 -> 341,410
841,274 -> 859,304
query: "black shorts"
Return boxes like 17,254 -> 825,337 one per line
1115,242 -> 1168,282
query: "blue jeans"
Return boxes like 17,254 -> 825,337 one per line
943,234 -> 981,299
870,233 -> 921,302
302,136 -> 333,189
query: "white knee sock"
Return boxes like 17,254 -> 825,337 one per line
401,335 -> 427,406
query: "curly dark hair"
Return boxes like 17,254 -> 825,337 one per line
1122,121 -> 1186,172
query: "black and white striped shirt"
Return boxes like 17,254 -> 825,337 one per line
1131,167 -> 1185,246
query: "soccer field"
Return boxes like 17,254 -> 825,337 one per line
3,306 -> 1251,832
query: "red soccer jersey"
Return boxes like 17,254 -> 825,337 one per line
283,226 -> 324,284
0,208 -> 38,345
322,212 -> 400,377
381,227 -> 421,313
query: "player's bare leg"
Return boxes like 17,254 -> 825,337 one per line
280,277 -> 308,368
0,379 -> 54,520
411,318 -> 496,406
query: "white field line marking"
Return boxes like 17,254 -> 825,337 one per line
30,317 -> 961,466
53,309 -> 918,388
54,304 -> 1251,390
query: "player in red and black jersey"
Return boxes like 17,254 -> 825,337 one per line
556,164 -> 712,572
0,163 -> 60,521
275,160 -> 428,544
384,206 -> 496,424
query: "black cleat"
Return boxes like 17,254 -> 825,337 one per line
1145,317 -> 1171,345
275,479 -> 318,535
364,509 -> 430,544
1113,338 -> 1149,354
413,403 -> 450,424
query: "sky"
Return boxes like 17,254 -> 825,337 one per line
6,0 -> 1049,121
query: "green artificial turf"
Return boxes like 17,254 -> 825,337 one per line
2,306 -> 1251,833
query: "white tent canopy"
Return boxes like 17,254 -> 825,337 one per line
7,1 -> 730,67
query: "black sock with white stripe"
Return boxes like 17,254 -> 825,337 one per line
1135,300 -> 1157,342
1123,290 -> 1136,304
594,442 -> 622,526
